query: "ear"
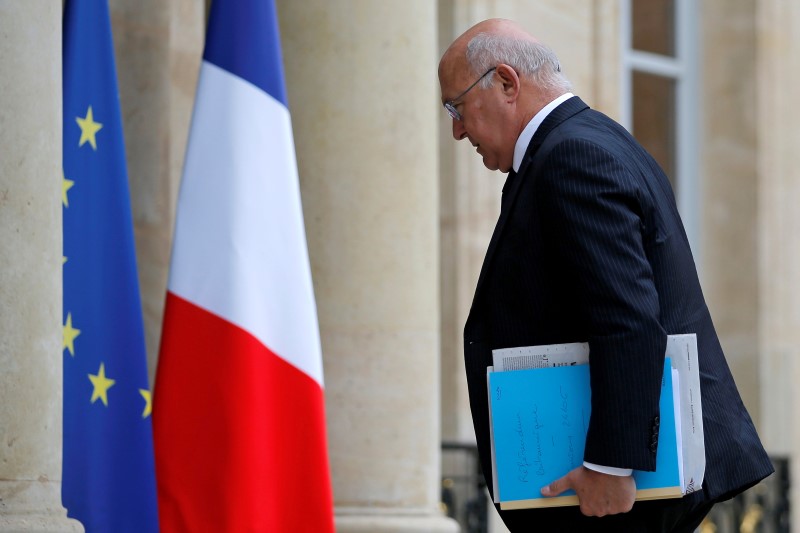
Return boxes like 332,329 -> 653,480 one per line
495,64 -> 520,102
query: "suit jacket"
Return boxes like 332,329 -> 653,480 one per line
464,97 -> 773,520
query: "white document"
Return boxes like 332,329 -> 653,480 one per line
672,368 -> 684,491
490,334 -> 705,496
486,366 -> 500,503
492,342 -> 589,370
664,334 -> 705,494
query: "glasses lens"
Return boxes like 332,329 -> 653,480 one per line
444,103 -> 460,121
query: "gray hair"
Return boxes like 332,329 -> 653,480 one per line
466,33 -> 572,94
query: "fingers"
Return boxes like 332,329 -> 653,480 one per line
540,472 -> 571,497
540,467 -> 636,517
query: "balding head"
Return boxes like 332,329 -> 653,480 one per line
439,19 -> 529,81
440,20 -> 530,67
440,19 -> 570,103
438,19 -> 572,172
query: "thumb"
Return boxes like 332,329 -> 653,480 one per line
541,473 -> 570,497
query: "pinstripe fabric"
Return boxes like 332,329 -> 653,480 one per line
464,97 -> 773,528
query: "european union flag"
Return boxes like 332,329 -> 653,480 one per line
62,0 -> 159,531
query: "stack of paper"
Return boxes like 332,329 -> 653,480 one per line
487,335 -> 704,510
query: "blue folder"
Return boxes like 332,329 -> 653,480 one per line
489,358 -> 682,509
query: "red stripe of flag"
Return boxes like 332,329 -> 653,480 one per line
154,293 -> 334,532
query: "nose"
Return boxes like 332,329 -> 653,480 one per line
452,118 -> 467,141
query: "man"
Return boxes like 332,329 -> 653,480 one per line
439,19 -> 774,532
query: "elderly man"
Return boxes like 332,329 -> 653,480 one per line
439,19 -> 773,532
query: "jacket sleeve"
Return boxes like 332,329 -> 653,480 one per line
535,137 -> 666,471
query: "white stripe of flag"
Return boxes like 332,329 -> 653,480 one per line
168,60 -> 323,386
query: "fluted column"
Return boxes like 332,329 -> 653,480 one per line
756,1 -> 800,529
0,1 -> 81,531
276,1 -> 457,531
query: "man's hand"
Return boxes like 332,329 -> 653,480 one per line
540,466 -> 636,517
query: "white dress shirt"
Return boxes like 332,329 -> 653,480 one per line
512,92 -> 573,172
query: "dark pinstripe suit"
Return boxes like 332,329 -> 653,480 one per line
464,96 -> 773,531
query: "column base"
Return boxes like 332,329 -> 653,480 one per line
336,507 -> 460,533
0,480 -> 83,532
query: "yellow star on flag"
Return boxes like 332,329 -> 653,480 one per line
63,312 -> 81,357
89,363 -> 116,407
62,171 -> 75,207
76,105 -> 103,150
139,389 -> 152,418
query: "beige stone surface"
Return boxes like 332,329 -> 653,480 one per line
700,0 -> 761,425
756,0 -> 800,454
590,0 -> 623,119
0,1 -> 81,530
512,0 -> 594,100
111,0 -> 204,385
756,0 -> 800,529
276,1 -> 456,529
336,511 -> 459,533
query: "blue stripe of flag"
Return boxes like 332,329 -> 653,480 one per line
203,0 -> 288,106
62,0 -> 159,531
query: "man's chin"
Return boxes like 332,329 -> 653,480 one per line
481,157 -> 500,172
481,160 -> 512,173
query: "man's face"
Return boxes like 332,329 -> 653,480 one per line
439,64 -> 515,172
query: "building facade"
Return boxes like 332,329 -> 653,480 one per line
1,1 -> 798,531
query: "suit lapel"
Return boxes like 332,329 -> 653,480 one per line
470,97 -> 589,310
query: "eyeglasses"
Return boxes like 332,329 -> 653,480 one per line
443,67 -> 497,121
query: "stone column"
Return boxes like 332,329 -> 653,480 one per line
701,0 -> 761,425
276,2 -> 457,531
0,1 -> 81,531
756,0 -> 800,528
438,0 -> 504,447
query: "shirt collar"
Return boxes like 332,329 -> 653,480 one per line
512,92 -> 574,172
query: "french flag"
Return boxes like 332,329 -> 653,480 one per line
152,1 -> 335,531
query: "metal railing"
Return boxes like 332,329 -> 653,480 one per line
441,441 -> 489,533
699,457 -> 789,533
